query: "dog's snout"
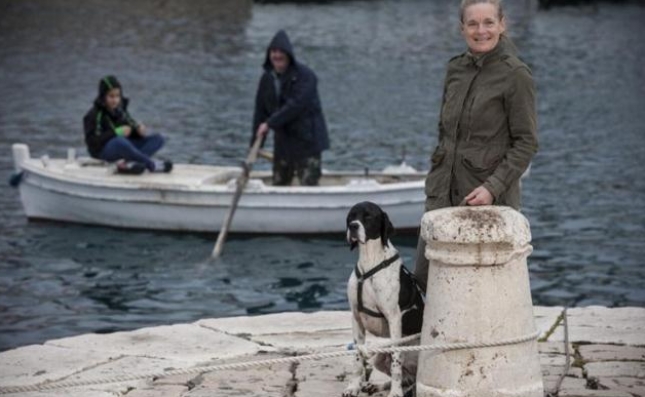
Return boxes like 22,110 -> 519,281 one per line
349,222 -> 359,231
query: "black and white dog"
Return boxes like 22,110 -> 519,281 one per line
343,202 -> 425,397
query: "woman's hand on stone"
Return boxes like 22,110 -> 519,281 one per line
464,186 -> 494,206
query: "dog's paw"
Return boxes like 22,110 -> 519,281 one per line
362,381 -> 390,394
342,386 -> 360,397
387,385 -> 404,397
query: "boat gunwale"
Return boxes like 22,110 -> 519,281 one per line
19,159 -> 428,195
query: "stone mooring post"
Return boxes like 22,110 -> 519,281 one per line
416,206 -> 543,397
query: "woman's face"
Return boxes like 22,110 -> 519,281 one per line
461,3 -> 505,55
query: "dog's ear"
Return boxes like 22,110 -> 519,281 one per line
380,211 -> 394,247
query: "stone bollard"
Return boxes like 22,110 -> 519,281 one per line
416,206 -> 543,397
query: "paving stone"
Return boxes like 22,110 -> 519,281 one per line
46,323 -> 262,363
558,389 -> 633,397
0,344 -> 116,387
549,325 -> 645,345
585,361 -> 645,378
543,376 -> 588,392
597,377 -> 645,396
567,307 -> 645,328
183,364 -> 292,396
541,353 -> 568,366
579,344 -> 645,362
4,390 -> 116,397
539,341 -> 573,355
249,329 -> 354,351
534,306 -> 565,339
547,306 -> 645,345
542,364 -> 584,378
152,372 -> 201,386
197,311 -> 352,336
294,356 -> 390,397
54,355 -> 197,394
125,385 -> 188,397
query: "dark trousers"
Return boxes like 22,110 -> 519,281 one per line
99,134 -> 164,171
272,154 -> 322,186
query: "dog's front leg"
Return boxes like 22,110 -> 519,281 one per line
387,313 -> 404,397
343,312 -> 368,397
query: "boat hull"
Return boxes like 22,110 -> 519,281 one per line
14,150 -> 426,234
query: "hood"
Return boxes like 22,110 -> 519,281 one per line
263,30 -> 296,71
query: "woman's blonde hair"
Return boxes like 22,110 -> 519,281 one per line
460,0 -> 505,23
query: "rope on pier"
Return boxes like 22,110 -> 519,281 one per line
0,330 -> 540,394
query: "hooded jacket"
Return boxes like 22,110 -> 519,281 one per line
252,30 -> 329,162
83,76 -> 141,158
425,35 -> 538,211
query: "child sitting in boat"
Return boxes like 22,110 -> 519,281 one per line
83,75 -> 172,174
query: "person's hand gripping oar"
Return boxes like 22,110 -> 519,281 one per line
210,127 -> 266,260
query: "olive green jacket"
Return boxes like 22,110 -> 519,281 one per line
425,36 -> 538,211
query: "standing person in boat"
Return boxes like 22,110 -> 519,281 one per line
415,0 -> 538,290
252,30 -> 330,186
83,75 -> 172,174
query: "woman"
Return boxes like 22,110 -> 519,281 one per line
415,0 -> 538,289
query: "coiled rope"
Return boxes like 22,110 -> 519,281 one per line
0,330 -> 539,394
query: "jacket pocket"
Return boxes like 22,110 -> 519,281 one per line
461,154 -> 501,174
430,146 -> 446,171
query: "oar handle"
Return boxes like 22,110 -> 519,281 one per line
211,134 -> 264,259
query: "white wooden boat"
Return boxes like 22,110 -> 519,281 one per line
11,143 -> 426,234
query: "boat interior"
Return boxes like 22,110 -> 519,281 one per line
27,157 -> 425,187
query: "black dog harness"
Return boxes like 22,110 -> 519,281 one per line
354,253 -> 400,318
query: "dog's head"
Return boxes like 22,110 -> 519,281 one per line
346,201 -> 394,250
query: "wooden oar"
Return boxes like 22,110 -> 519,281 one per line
211,135 -> 264,259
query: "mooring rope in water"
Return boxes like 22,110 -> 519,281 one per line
0,330 -> 540,394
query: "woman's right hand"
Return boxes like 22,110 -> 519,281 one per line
121,126 -> 132,137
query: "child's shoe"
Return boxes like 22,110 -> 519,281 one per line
151,160 -> 173,173
115,160 -> 145,175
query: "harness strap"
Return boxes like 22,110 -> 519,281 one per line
355,253 -> 400,318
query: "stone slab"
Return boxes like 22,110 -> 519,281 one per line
597,377 -> 645,396
197,311 -> 352,336
549,325 -> 645,345
579,344 -> 645,362
295,356 -> 391,397
184,364 -> 293,396
534,306 -> 564,339
46,323 -> 262,363
539,341 -> 573,355
5,390 -> 117,397
53,355 -> 199,394
541,365 -> 584,378
566,306 -> 645,329
248,329 -> 354,351
0,344 -> 116,387
546,306 -> 645,345
558,390 -> 633,397
124,385 -> 188,397
585,361 -> 645,378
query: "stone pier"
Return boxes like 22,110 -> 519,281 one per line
0,307 -> 643,397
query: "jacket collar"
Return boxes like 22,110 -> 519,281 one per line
465,35 -> 517,69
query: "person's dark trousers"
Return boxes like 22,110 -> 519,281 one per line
273,154 -> 322,186
99,134 -> 165,171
